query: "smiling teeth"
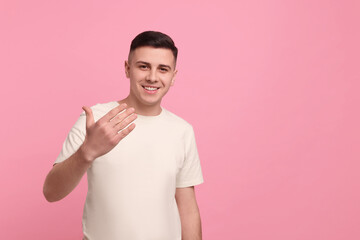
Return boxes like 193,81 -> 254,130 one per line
144,87 -> 158,90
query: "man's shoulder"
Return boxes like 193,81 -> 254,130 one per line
90,100 -> 117,112
162,107 -> 194,131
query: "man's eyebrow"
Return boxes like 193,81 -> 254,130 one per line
135,61 -> 172,70
135,61 -> 150,65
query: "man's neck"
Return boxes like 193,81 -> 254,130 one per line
117,96 -> 162,116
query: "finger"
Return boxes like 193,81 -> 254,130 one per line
99,103 -> 128,123
109,107 -> 135,127
114,112 -> 137,133
114,123 -> 136,142
82,106 -> 94,129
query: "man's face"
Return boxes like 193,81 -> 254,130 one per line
125,46 -> 177,107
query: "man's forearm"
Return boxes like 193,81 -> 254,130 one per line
43,145 -> 92,202
180,211 -> 202,240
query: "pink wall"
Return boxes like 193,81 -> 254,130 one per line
1,0 -> 359,239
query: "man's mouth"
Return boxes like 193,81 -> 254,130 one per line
142,85 -> 160,94
142,86 -> 160,91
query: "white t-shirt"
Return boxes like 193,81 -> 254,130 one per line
54,101 -> 204,240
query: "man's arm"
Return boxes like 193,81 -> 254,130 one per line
175,186 -> 202,240
43,145 -> 92,202
43,103 -> 137,202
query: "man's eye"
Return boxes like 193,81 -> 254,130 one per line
160,68 -> 168,72
140,65 -> 148,69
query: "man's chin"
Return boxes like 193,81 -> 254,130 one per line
141,100 -> 161,106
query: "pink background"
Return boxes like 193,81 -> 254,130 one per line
1,0 -> 359,239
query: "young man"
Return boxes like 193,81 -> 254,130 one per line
43,31 -> 204,240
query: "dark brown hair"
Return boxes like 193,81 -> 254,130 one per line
129,31 -> 178,64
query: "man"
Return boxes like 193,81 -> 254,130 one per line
43,31 -> 204,240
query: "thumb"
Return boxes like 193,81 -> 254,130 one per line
82,106 -> 94,129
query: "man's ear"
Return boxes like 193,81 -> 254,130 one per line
170,69 -> 178,86
125,60 -> 130,78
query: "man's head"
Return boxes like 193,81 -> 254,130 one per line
128,31 -> 178,66
124,31 -> 178,109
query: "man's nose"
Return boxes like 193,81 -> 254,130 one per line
145,69 -> 158,82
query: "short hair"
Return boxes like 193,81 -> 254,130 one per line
129,31 -> 178,64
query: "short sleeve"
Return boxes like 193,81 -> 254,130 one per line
176,126 -> 204,188
54,111 -> 86,165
